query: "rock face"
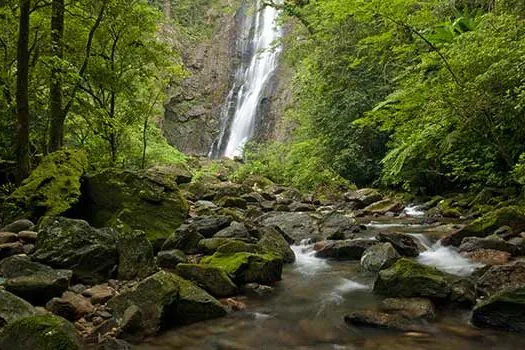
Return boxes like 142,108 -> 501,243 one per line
472,286 -> 525,332
376,232 -> 420,257
116,230 -> 156,280
4,150 -> 87,222
360,243 -> 400,272
0,255 -> 72,304
315,239 -> 377,260
0,290 -> 37,327
175,264 -> 238,298
257,227 -> 295,263
33,217 -> 117,284
0,314 -> 83,350
201,252 -> 283,284
82,168 -> 189,247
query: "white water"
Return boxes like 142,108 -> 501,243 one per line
403,204 -> 425,217
291,242 -> 329,275
218,1 -> 282,158
417,242 -> 483,276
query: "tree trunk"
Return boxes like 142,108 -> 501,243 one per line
163,0 -> 171,18
48,0 -> 65,152
15,0 -> 31,182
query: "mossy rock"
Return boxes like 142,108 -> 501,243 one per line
175,264 -> 238,298
373,258 -> 451,299
0,290 -> 37,328
116,230 -> 157,280
216,196 -> 247,209
161,225 -> 204,254
200,252 -> 283,284
198,238 -> 238,255
82,168 -> 189,248
0,314 -> 82,350
362,199 -> 404,215
472,286 -> 525,331
5,150 -> 88,222
216,240 -> 261,254
257,227 -> 296,263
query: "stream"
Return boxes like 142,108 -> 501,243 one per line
141,207 -> 523,349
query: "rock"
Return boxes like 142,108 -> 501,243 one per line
116,230 -> 156,280
344,310 -> 424,332
157,249 -> 188,269
223,298 -> 246,311
288,202 -> 316,212
216,196 -> 247,209
476,261 -> 525,296
145,164 -> 193,185
362,199 -> 404,216
4,150 -> 87,222
82,284 -> 116,305
345,188 -> 383,208
0,242 -> 24,259
175,264 -> 238,297
376,232 -> 420,257
241,283 -> 274,297
17,230 -> 37,243
119,305 -> 143,342
46,291 -> 94,321
0,314 -> 83,350
318,212 -> 360,240
0,219 -> 34,234
22,243 -> 35,255
197,238 -> 239,255
0,232 -> 18,244
314,239 -> 377,260
360,243 -> 400,272
459,236 -> 517,255
241,192 -> 265,203
257,226 -> 296,263
216,241 -> 260,254
442,207 -> 525,246
108,271 -> 226,337
83,168 -> 189,248
380,298 -> 435,320
373,258 -> 451,299
187,215 -> 232,238
472,286 -> 525,332
464,249 -> 511,265
161,224 -> 204,254
33,217 -> 117,284
0,290 -> 37,328
201,252 -> 283,284
214,222 -> 253,241
0,255 -> 72,304
258,212 -> 319,243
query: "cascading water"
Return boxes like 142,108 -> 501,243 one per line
211,0 -> 282,158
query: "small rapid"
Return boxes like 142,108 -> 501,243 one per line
417,242 -> 484,276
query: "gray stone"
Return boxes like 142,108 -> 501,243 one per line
360,243 -> 400,272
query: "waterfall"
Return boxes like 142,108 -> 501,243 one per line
211,0 -> 282,159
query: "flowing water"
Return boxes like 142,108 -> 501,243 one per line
211,0 -> 282,158
141,212 -> 525,350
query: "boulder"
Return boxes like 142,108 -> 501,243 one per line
344,310 -> 424,332
345,188 -> 383,208
464,249 -> 511,266
376,232 -> 420,257
216,196 -> 247,209
17,230 -> 37,243
145,164 -> 193,185
315,239 -> 377,260
476,261 -> 525,296
201,252 -> 283,284
0,255 -> 72,304
175,264 -> 238,297
472,286 -> 525,332
46,291 -> 94,321
161,225 -> 204,254
213,221 -> 253,241
318,212 -> 360,240
0,219 -> 34,234
362,199 -> 404,216
373,258 -> 451,299
257,226 -> 296,263
360,243 -> 400,272
116,230 -> 156,280
82,168 -> 189,248
0,232 -> 18,244
4,150 -> 87,222
82,284 -> 116,305
0,314 -> 83,350
216,241 -> 261,254
459,236 -> 517,255
197,238 -> 239,255
0,242 -> 24,259
258,212 -> 319,243
0,290 -> 37,328
187,215 -> 232,238
156,250 -> 188,269
442,207 -> 525,246
380,297 -> 435,320
33,217 -> 117,284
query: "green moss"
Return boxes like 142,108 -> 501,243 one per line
465,206 -> 525,234
216,240 -> 260,254
0,314 -> 82,350
6,150 -> 88,221
175,264 -> 238,297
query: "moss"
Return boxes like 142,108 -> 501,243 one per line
0,314 -> 82,350
216,240 -> 261,254
465,206 -> 525,234
5,150 -> 88,221
175,264 -> 238,297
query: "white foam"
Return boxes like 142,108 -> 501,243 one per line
291,243 -> 329,275
417,243 -> 483,276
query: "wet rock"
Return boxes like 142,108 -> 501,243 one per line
187,215 -> 232,238
82,284 -> 116,305
46,291 -> 94,321
472,286 -> 525,332
361,243 -> 400,272
213,222 -> 254,241
223,298 -> 246,311
116,230 -> 156,280
344,310 -> 425,332
201,252 -> 283,284
0,242 -> 24,259
161,224 -> 204,254
459,236 -> 518,255
0,289 -> 37,327
257,226 -> 296,263
241,283 -> 274,297
17,230 -> 37,244
373,258 -> 451,299
362,199 -> 404,216
380,298 -> 435,320
315,239 -> 377,260
376,232 -> 420,257
0,314 -> 83,350
34,216 -> 117,284
344,189 -> 383,208
0,255 -> 72,304
464,249 -> 511,265
0,219 -> 34,234
476,261 -> 525,296
157,249 -> 188,269
175,264 -> 238,297
0,232 -> 18,244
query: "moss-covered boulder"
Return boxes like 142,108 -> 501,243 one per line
0,314 -> 83,350
33,217 -> 117,284
0,290 -> 37,328
145,164 -> 193,185
315,239 -> 377,260
362,198 -> 404,216
442,206 -> 525,246
257,227 -> 295,263
373,258 -> 451,299
472,286 -> 525,331
161,225 -> 204,254
5,150 -> 87,222
197,238 -> 239,255
344,188 -> 383,208
216,240 -> 261,254
116,230 -> 157,280
200,252 -> 283,284
83,168 -> 189,248
175,264 -> 238,298
156,249 -> 188,269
